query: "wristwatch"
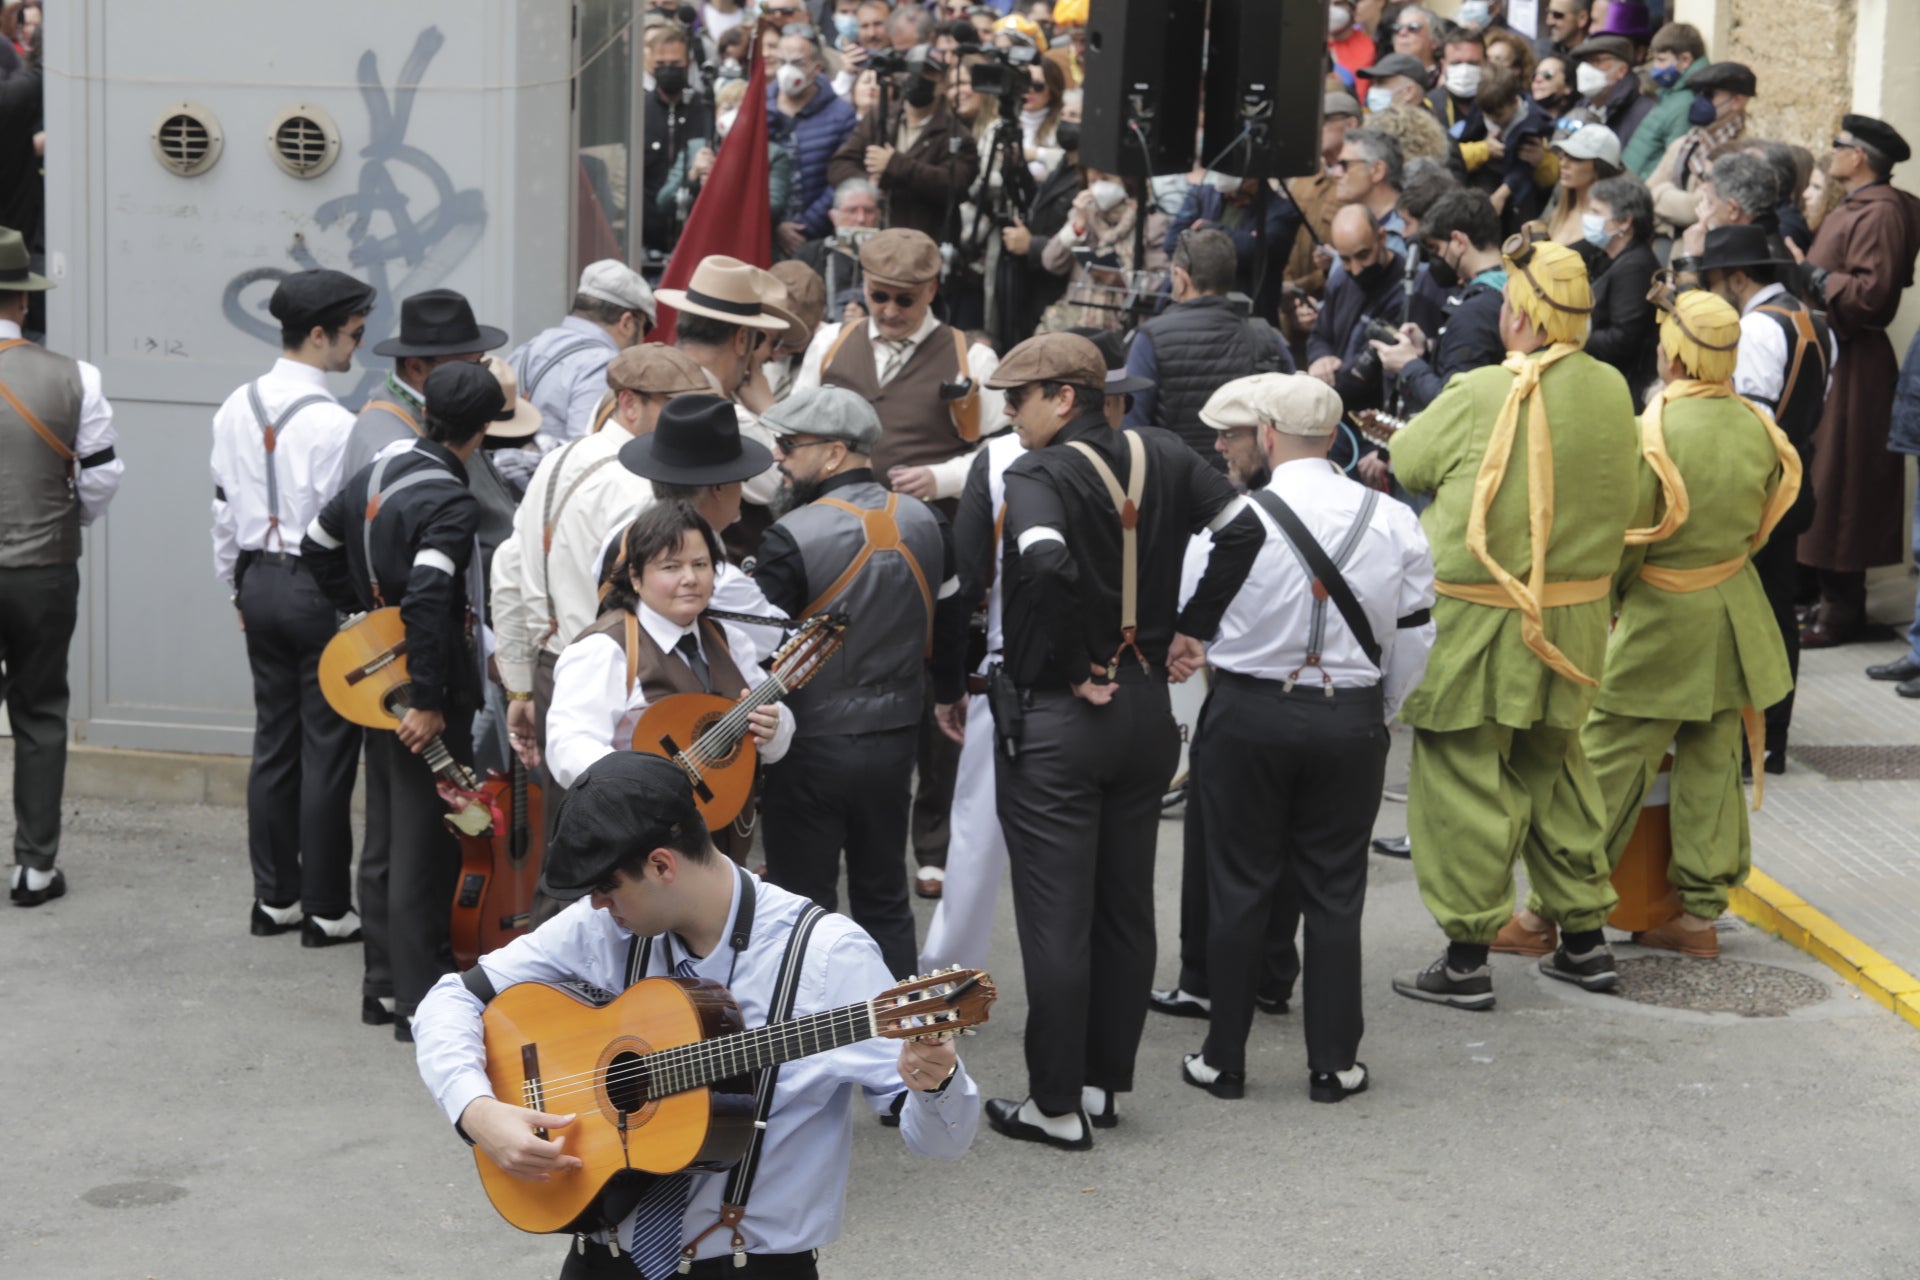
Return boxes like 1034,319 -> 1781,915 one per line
505,690 -> 533,702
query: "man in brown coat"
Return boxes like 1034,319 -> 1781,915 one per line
826,47 -> 980,243
1795,114 -> 1920,646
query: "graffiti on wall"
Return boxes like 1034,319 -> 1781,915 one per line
222,26 -> 488,398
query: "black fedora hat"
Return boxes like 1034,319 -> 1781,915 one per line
1695,224 -> 1793,275
373,288 -> 508,358
619,394 -> 774,487
1070,327 -> 1155,397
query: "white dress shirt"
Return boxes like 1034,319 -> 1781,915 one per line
491,425 -> 656,694
1181,458 -> 1437,721
546,600 -> 795,789
208,356 -> 357,586
0,320 -> 121,527
1734,283 -> 1838,410
792,314 -> 1006,500
591,518 -> 790,657
413,875 -> 979,1260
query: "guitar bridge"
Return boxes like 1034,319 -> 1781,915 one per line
657,733 -> 714,803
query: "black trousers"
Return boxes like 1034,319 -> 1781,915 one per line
1753,534 -> 1800,757
911,682 -> 961,870
1197,675 -> 1386,1076
527,649 -> 573,928
763,726 -> 918,977
0,563 -> 78,871
995,677 -> 1178,1114
237,556 -> 361,915
362,717 -> 470,1015
1176,750 -> 1301,1005
559,1243 -> 817,1279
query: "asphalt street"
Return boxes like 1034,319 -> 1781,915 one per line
5,765 -> 1919,1280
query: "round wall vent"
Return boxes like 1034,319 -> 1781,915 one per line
151,103 -> 223,177
268,105 -> 342,179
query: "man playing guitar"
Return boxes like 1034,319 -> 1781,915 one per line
413,752 -> 980,1278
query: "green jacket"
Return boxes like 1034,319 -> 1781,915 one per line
1594,393 -> 1795,720
1392,349 -> 1648,733
1624,60 -> 1707,179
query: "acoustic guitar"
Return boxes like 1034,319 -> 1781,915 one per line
630,613 -> 846,828
451,756 -> 543,970
317,608 -> 492,837
475,965 -> 996,1234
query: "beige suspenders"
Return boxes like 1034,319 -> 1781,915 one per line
1065,430 -> 1149,678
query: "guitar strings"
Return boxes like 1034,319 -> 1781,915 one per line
682,634 -> 836,768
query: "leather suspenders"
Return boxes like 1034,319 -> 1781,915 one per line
246,379 -> 333,551
360,447 -> 462,607
1066,431 -> 1149,678
0,338 -> 76,482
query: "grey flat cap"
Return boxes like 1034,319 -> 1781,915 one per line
759,385 -> 882,454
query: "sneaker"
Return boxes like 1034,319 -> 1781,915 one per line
1391,954 -> 1495,1011
1539,943 -> 1620,991
1490,913 -> 1557,957
1310,1062 -> 1369,1103
1370,835 -> 1412,859
1382,780 -> 1409,804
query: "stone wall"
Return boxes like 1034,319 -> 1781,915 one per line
1727,0 -> 1858,154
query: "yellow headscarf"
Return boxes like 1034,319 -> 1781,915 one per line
1052,0 -> 1088,26
1658,287 -> 1742,384
1501,231 -> 1593,346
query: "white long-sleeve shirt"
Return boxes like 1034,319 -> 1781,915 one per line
208,356 -> 356,586
413,873 -> 978,1261
1,320 -> 122,527
1734,283 -> 1837,410
546,600 -> 796,788
1180,458 -> 1437,721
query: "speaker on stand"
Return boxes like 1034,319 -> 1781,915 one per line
1078,0 -> 1206,179
1203,0 -> 1329,181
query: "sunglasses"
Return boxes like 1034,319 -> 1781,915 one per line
865,287 -> 919,307
1832,136 -> 1860,152
773,436 -> 838,455
1393,21 -> 1427,33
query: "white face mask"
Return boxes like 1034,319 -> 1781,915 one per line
1575,62 -> 1610,98
716,109 -> 739,140
1329,3 -> 1353,31
1090,179 -> 1127,212
1365,87 -> 1397,114
1444,63 -> 1483,98
1455,0 -> 1492,28
776,64 -> 810,97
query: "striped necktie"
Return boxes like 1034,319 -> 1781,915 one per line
628,954 -> 701,1277
878,339 -> 911,386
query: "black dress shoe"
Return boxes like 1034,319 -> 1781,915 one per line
11,869 -> 66,908
300,914 -> 364,947
1867,657 -> 1920,682
251,901 -> 299,936
1180,1053 -> 1245,1100
1084,1088 -> 1118,1130
362,996 -> 396,1027
1147,987 -> 1210,1019
1255,993 -> 1291,1016
1371,835 -> 1412,859
1310,1062 -> 1369,1104
393,1016 -> 414,1044
1899,676 -> 1920,700
984,1098 -> 1092,1151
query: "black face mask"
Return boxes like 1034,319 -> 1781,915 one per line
656,64 -> 688,97
1426,247 -> 1460,289
1356,260 -> 1394,293
903,75 -> 938,109
1055,122 -> 1081,154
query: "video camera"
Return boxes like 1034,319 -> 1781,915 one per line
958,42 -> 1039,108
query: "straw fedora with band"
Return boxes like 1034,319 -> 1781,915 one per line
656,256 -> 790,332
483,354 -> 543,441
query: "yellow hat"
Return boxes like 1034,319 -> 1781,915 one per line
1658,288 -> 1742,383
994,14 -> 1046,45
1501,226 -> 1593,346
1052,0 -> 1089,27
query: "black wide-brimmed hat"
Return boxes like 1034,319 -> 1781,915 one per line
373,289 -> 508,358
1695,224 -> 1794,274
618,393 -> 774,487
1070,327 -> 1155,396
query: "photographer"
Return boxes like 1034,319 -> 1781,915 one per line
1299,205 -> 1410,406
998,100 -> 1086,342
1038,169 -> 1152,333
1372,189 -> 1510,414
828,44 -> 981,242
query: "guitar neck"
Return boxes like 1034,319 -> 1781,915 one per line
422,735 -> 480,791
644,999 -> 874,1098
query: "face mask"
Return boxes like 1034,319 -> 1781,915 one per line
655,64 -> 689,96
1581,211 -> 1612,247
904,75 -> 937,108
1455,0 -> 1491,28
834,13 -> 860,42
1357,260 -> 1393,292
1366,87 -> 1397,114
1650,65 -> 1681,89
1329,3 -> 1353,32
1575,62 -> 1609,98
1206,170 -> 1243,193
716,109 -> 739,140
1687,95 -> 1720,127
1055,122 -> 1081,153
1444,64 -> 1483,98
719,58 -> 744,81
777,63 -> 810,97
1426,247 -> 1460,289
1090,179 -> 1127,212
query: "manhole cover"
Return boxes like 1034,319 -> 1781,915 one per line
1610,957 -> 1830,1016
1789,744 -> 1920,780
81,1181 -> 188,1209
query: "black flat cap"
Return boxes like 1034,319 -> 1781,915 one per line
1843,113 -> 1911,165
267,268 -> 376,331
539,753 -> 702,898
423,360 -> 508,435
1356,52 -> 1430,84
1569,35 -> 1634,65
1686,61 -> 1756,98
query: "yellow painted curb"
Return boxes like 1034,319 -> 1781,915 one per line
1733,868 -> 1920,1031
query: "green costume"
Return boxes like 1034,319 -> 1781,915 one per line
1393,347 -> 1648,943
1583,382 -> 1799,919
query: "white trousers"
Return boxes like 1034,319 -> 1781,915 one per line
918,691 -> 1007,972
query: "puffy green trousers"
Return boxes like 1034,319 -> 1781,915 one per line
1409,723 -> 1618,942
1581,706 -> 1750,920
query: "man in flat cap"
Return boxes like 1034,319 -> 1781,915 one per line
1645,61 -> 1754,238
505,259 -> 655,451
0,224 -> 122,908
341,288 -> 509,485
1174,373 -> 1434,1104
412,751 -> 979,1278
943,332 -> 1263,1150
750,386 -> 967,979
1793,116 -> 1920,649
210,266 -> 375,941
303,361 -> 504,1040
1567,34 -> 1654,152
797,226 -> 1004,897
492,344 -> 710,854
1386,229 -> 1646,1010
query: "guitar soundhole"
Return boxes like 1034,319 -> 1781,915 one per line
694,712 -> 746,768
606,1051 -> 649,1113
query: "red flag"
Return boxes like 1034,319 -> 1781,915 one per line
650,21 -> 775,345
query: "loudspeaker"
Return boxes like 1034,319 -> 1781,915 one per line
1204,0 -> 1328,180
1079,0 -> 1206,179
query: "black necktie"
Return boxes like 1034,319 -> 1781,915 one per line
675,632 -> 710,692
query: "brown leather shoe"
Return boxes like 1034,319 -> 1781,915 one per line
914,867 -> 945,899
1490,913 -> 1557,956
1800,615 -> 1861,648
1632,916 -> 1720,958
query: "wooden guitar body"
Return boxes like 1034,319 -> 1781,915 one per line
450,765 -> 544,970
317,607 -> 410,729
631,693 -> 760,828
477,977 -> 755,1236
